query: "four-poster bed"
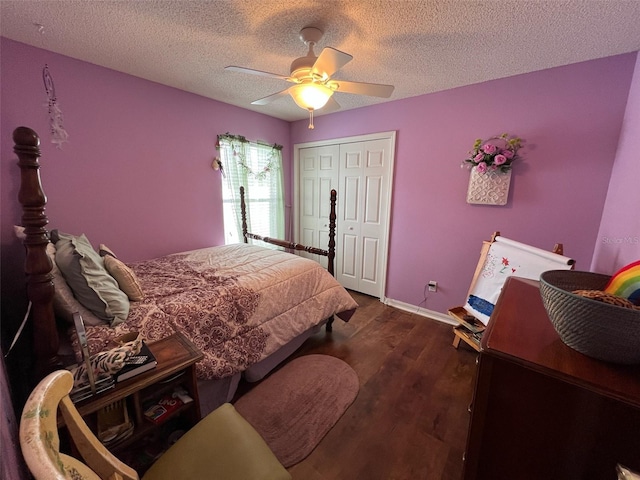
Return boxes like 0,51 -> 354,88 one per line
239,185 -> 338,331
240,185 -> 336,277
13,126 -> 356,414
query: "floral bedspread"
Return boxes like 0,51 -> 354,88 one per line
73,244 -> 357,380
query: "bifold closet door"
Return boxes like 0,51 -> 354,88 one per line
298,145 -> 339,269
337,139 -> 391,297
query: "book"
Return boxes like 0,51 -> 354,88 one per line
70,312 -> 117,402
70,375 -> 114,403
116,341 -> 157,382
457,314 -> 486,334
97,399 -> 134,446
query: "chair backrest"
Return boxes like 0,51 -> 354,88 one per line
20,370 -> 138,480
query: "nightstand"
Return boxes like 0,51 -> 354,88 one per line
69,332 -> 203,473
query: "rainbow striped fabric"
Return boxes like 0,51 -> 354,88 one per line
604,260 -> 640,306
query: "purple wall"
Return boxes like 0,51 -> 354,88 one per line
2,37 -> 636,479
1,38 -> 637,323
1,38 -> 290,324
291,54 -> 636,314
591,54 -> 640,273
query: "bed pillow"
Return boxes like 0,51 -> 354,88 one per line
13,225 -> 26,240
53,231 -> 129,327
98,244 -> 117,258
14,226 -> 106,326
99,244 -> 145,301
47,242 -> 107,326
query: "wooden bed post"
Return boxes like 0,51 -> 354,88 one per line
240,186 -> 248,243
14,126 -> 60,378
239,186 -> 337,267
239,185 -> 338,333
325,189 -> 337,333
327,189 -> 336,277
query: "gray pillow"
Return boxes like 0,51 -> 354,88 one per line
54,232 -> 129,326
47,242 -> 106,326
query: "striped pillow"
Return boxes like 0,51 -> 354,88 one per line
68,337 -> 142,388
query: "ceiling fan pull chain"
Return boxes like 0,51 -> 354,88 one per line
308,108 -> 315,129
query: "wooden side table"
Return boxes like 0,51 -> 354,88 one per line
68,332 -> 203,471
463,277 -> 640,480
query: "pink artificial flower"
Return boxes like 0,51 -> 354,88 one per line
494,154 -> 507,165
474,153 -> 484,163
482,143 -> 497,154
501,149 -> 514,159
477,162 -> 488,174
489,164 -> 498,172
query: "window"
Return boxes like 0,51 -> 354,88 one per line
217,134 -> 284,245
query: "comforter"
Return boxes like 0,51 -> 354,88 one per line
73,244 -> 357,380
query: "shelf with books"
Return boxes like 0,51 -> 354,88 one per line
448,306 -> 485,352
142,387 -> 194,425
63,332 -> 203,474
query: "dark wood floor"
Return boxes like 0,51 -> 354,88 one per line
283,291 -> 478,480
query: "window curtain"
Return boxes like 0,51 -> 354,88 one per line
217,134 -> 284,245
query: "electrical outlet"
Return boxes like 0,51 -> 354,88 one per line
428,281 -> 438,292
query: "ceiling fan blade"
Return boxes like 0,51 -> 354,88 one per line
312,47 -> 353,78
251,89 -> 290,105
225,65 -> 291,81
319,95 -> 341,113
332,80 -> 394,98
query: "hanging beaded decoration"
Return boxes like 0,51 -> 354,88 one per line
43,64 -> 69,148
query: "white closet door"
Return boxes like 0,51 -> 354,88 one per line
298,145 -> 339,267
295,132 -> 395,300
337,143 -> 362,291
337,138 -> 391,297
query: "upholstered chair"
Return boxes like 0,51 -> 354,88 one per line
20,370 -> 291,480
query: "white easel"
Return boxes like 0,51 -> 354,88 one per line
449,231 -> 574,351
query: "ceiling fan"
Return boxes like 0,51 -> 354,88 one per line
225,27 -> 394,128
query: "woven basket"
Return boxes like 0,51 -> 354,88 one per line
539,270 -> 640,364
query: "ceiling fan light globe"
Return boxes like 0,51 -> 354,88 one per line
289,83 -> 333,110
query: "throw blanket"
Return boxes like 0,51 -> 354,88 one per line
72,244 -> 357,380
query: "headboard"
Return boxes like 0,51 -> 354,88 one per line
13,126 -> 60,380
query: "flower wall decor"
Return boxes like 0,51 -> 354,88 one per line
462,133 -> 522,174
463,133 -> 523,205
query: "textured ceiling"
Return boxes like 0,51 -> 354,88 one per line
2,0 -> 640,122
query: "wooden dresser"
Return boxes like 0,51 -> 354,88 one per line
463,277 -> 640,480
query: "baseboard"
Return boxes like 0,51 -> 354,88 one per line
382,297 -> 456,326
